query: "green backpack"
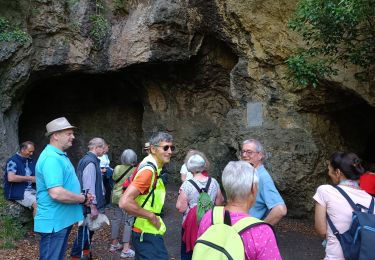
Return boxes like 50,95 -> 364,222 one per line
188,177 -> 214,224
193,206 -> 273,260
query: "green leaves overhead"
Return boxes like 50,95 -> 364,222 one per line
287,0 -> 375,87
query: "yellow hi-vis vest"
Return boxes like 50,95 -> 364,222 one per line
133,164 -> 166,235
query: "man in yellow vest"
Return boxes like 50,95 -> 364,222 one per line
120,132 -> 174,260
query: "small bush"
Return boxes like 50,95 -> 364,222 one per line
89,14 -> 109,49
0,17 -> 30,44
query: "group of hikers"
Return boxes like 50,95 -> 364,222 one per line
3,116 -> 375,259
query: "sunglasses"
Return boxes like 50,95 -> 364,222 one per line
158,145 -> 176,152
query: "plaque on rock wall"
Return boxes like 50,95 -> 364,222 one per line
247,102 -> 263,127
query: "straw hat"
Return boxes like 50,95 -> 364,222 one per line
45,117 -> 76,136
144,142 -> 150,150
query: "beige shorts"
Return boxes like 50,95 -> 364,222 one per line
16,190 -> 37,208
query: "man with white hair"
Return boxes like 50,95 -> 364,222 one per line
35,117 -> 93,260
71,137 -> 107,259
241,139 -> 287,225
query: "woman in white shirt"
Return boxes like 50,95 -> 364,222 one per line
313,152 -> 374,259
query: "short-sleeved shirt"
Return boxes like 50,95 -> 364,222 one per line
313,184 -> 374,259
98,153 -> 110,168
179,177 -> 220,222
34,144 -> 83,233
249,165 -> 285,219
198,210 -> 281,260
7,154 -> 33,190
180,164 -> 193,181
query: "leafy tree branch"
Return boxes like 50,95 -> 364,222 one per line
286,0 -> 375,87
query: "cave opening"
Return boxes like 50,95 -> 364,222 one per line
332,102 -> 375,165
326,90 -> 375,167
17,36 -> 240,178
19,73 -> 144,166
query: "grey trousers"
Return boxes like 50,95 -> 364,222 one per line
110,204 -> 134,243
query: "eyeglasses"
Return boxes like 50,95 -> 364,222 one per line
158,145 -> 176,152
241,150 -> 258,156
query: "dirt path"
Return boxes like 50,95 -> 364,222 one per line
0,183 -> 325,259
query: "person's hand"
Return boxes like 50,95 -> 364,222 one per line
30,176 -> 36,183
148,213 -> 161,229
85,193 -> 95,206
90,205 -> 99,220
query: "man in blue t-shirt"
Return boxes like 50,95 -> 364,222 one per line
241,139 -> 287,225
34,117 -> 93,260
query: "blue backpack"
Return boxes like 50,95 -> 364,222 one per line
327,185 -> 375,260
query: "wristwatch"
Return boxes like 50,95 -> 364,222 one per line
81,193 -> 88,204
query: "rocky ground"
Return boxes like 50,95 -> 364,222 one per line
0,183 -> 325,260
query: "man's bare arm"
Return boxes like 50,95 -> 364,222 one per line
264,204 -> 287,225
7,172 -> 35,183
48,186 -> 86,204
119,184 -> 160,229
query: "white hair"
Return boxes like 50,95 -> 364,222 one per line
88,137 -> 105,150
120,149 -> 137,166
222,161 -> 259,202
186,154 -> 206,173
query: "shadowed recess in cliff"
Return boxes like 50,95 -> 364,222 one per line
18,74 -> 144,166
18,36 -> 239,183
295,82 -> 375,164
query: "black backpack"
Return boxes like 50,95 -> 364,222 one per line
327,185 -> 375,260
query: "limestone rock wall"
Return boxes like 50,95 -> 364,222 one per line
0,0 -> 374,217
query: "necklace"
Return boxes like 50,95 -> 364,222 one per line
339,179 -> 360,189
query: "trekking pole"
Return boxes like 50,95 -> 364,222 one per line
81,189 -> 92,260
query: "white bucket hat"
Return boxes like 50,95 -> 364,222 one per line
45,117 -> 76,136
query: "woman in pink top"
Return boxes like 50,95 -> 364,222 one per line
198,161 -> 281,260
314,152 -> 374,259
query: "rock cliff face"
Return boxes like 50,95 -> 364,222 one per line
0,0 -> 374,217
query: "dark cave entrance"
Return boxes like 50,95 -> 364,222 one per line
17,36 -> 240,178
328,96 -> 375,167
18,73 -> 144,166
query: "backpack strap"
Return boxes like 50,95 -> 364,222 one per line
140,162 -> 158,207
212,206 -> 225,225
132,162 -> 159,225
114,166 -> 134,184
232,217 -> 263,234
189,177 -> 212,193
188,179 -> 201,193
326,214 -> 341,240
333,185 -> 361,211
369,198 -> 375,214
203,177 -> 212,192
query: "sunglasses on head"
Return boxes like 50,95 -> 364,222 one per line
158,145 -> 175,152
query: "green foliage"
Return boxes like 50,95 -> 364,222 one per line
0,17 -> 30,44
287,0 -> 375,87
113,0 -> 125,10
286,53 -> 337,88
88,0 -> 109,49
89,14 -> 109,49
94,0 -> 105,15
0,189 -> 27,249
